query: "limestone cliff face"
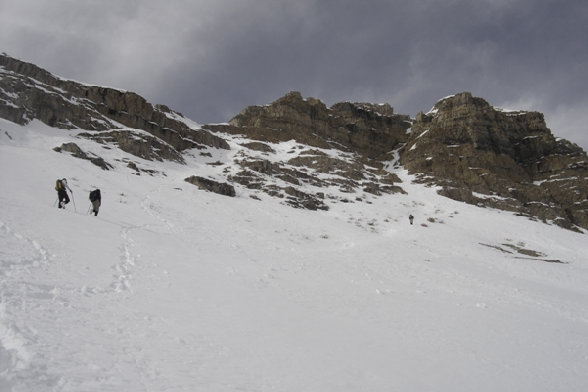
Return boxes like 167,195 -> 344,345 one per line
2,54 -> 586,229
402,92 -> 587,230
207,91 -> 587,229
201,92 -> 411,210
0,54 -> 228,155
209,91 -> 411,158
230,91 -> 330,135
328,101 -> 410,158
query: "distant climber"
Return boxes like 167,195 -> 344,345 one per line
89,189 -> 101,216
55,178 -> 72,209
409,214 -> 414,225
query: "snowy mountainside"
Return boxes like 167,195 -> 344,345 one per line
3,53 -> 587,231
1,118 -> 587,391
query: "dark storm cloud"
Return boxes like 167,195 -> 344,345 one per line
1,0 -> 587,149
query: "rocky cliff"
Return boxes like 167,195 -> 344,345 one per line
0,54 -> 228,163
205,91 -> 586,230
403,92 -> 587,230
207,91 -> 411,159
202,91 -> 411,210
1,54 -> 586,230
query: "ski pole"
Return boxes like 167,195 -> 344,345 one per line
71,192 -> 77,212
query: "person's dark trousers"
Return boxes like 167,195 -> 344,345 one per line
58,190 -> 70,208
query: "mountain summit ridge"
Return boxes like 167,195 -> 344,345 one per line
403,92 -> 587,230
1,54 -> 586,230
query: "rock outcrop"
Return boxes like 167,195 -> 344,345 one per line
184,176 -> 236,197
200,92 -> 411,211
77,130 -> 185,163
403,92 -> 587,230
53,142 -> 113,170
0,54 -> 229,155
206,91 -> 411,159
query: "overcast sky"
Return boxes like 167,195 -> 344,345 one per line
1,0 -> 587,149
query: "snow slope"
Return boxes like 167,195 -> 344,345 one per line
1,118 -> 587,391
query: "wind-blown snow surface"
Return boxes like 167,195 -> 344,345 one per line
1,118 -> 587,392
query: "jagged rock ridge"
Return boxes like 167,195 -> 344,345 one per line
1,54 -> 586,230
203,91 -> 411,209
206,91 -> 586,230
208,91 -> 411,159
403,92 -> 587,230
0,54 -> 228,165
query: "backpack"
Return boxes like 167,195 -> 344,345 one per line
89,189 -> 101,202
55,179 -> 63,191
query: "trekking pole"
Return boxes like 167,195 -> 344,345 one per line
71,192 -> 77,212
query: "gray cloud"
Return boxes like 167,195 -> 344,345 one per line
1,0 -> 587,149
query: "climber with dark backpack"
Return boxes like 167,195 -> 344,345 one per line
55,178 -> 72,209
89,189 -> 101,216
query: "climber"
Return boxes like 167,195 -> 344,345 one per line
89,189 -> 102,216
55,178 -> 72,209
